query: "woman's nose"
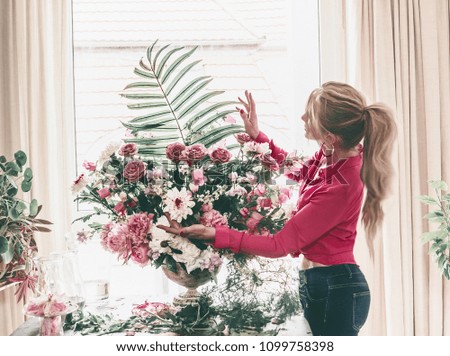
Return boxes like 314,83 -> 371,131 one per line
301,114 -> 307,122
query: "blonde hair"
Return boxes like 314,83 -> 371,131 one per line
306,81 -> 397,255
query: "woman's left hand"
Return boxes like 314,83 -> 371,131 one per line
157,214 -> 216,243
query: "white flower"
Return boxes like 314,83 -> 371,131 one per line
71,174 -> 88,194
98,141 -> 121,165
163,187 -> 195,223
243,141 -> 271,156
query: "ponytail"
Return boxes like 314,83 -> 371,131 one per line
360,104 -> 397,256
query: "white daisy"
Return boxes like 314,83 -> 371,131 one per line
163,187 -> 195,223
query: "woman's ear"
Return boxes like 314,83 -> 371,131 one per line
325,132 -> 338,145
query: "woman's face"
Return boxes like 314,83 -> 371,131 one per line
301,113 -> 318,140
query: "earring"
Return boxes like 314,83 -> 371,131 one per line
321,142 -> 334,157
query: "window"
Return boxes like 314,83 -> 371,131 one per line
71,0 -> 320,298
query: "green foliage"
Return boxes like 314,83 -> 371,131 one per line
120,40 -> 244,157
419,180 -> 450,280
0,150 -> 51,298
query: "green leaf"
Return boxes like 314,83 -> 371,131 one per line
155,46 -> 185,78
122,117 -> 175,131
161,46 -> 198,84
29,199 -> 39,218
152,44 -> 170,72
192,125 -> 245,147
429,180 -> 448,191
420,230 -> 446,243
8,207 -> 20,220
170,76 -> 211,106
129,110 -> 172,124
120,93 -> 164,100
0,156 -> 6,163
23,167 -> 33,181
6,185 -> 18,198
442,194 -> 450,201
165,61 -> 203,97
177,91 -> 225,120
123,82 -> 159,90
14,150 -> 27,166
0,241 -> 14,264
146,40 -> 159,66
0,236 -> 8,254
5,162 -> 20,176
127,101 -> 168,110
184,101 -> 238,129
21,179 -> 32,192
417,195 -> 437,205
133,67 -> 156,80
191,109 -> 237,133
423,211 -> 446,222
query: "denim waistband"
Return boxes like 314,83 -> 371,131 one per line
299,263 -> 362,279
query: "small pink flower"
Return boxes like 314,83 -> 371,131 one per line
254,184 -> 266,196
209,147 -> 232,164
246,211 -> 264,232
239,207 -> 249,218
246,173 -> 257,184
192,168 -> 205,186
114,202 -> 126,215
107,225 -> 128,255
229,172 -> 238,182
223,115 -> 237,124
128,213 -> 152,244
82,160 -> 96,171
235,133 -> 253,145
189,183 -> 199,193
123,161 -> 146,182
278,193 -> 289,204
98,187 -> 111,199
257,196 -> 272,209
166,142 -> 186,163
119,143 -> 138,157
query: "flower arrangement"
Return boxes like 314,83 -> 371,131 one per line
73,134 -> 298,275
0,150 -> 51,301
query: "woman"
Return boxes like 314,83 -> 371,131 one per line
158,82 -> 397,336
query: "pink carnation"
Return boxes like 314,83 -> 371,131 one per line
106,224 -> 129,257
259,154 -> 279,171
114,202 -> 126,215
199,209 -> 228,227
127,213 -> 153,245
166,142 -> 186,163
119,143 -> 138,157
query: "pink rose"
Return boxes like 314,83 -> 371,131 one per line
209,147 -> 232,164
123,160 -> 145,182
98,187 -> 111,199
259,154 -> 279,171
239,207 -> 249,218
82,160 -> 96,171
235,133 -> 253,145
119,143 -> 138,157
131,245 -> 150,266
166,142 -> 186,163
181,144 -> 207,163
192,168 -> 205,186
254,183 -> 266,196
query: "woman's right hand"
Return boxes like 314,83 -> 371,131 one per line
237,90 -> 259,139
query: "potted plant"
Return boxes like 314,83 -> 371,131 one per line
0,150 -> 51,301
419,180 -> 450,280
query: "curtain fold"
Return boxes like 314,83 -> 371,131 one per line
319,0 -> 449,335
0,0 -> 75,335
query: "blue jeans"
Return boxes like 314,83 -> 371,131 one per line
298,264 -> 370,336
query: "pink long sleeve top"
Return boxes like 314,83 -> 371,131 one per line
213,132 -> 364,265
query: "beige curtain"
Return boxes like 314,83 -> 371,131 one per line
319,0 -> 449,335
0,0 -> 75,335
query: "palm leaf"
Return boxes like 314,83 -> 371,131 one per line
122,42 -> 243,155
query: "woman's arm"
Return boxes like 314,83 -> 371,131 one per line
158,184 -> 349,258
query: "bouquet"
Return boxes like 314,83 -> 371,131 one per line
73,134 -> 298,275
